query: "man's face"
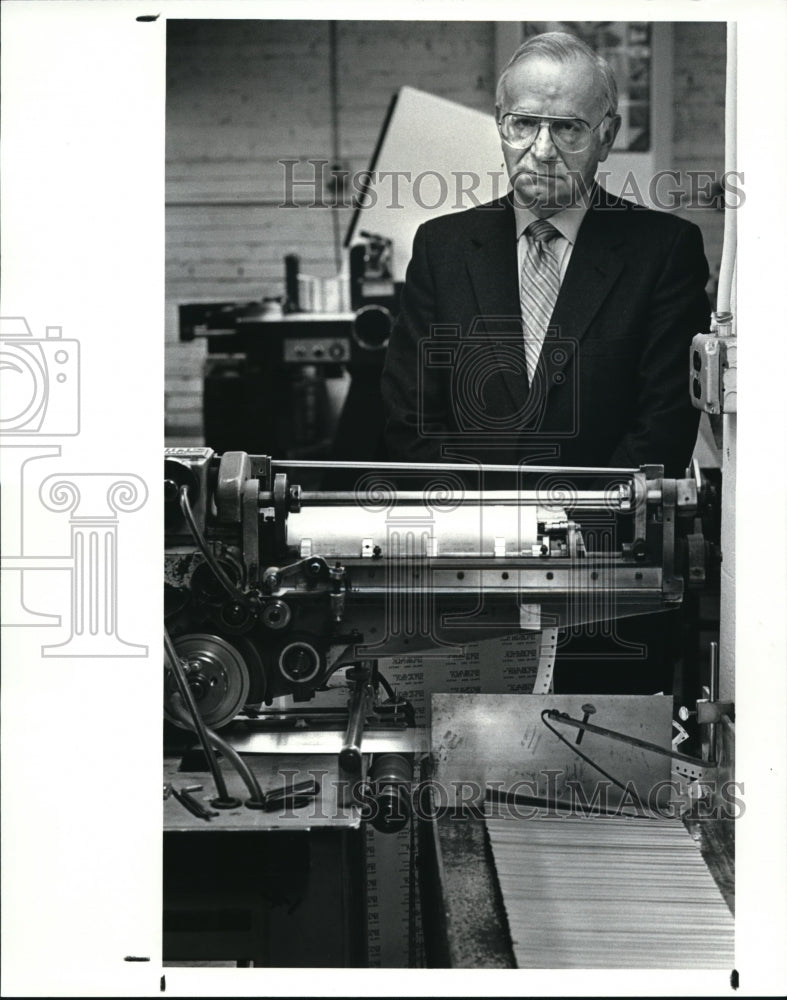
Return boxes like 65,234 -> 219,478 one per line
497,54 -> 620,216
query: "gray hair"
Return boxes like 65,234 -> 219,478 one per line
496,31 -> 619,117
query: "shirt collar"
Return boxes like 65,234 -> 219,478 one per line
513,200 -> 588,245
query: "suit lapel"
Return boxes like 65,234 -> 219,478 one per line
465,198 -> 521,320
464,199 -> 530,417
463,191 -> 628,420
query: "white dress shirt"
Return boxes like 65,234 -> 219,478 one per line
513,200 -> 589,284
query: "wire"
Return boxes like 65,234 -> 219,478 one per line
164,585 -> 190,621
178,485 -> 245,603
168,694 -> 266,807
368,668 -> 416,727
376,669 -> 395,700
539,709 -> 649,814
204,729 -> 266,806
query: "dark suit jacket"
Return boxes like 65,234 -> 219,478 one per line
381,188 -> 710,479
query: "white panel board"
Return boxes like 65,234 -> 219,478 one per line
347,86 -> 504,282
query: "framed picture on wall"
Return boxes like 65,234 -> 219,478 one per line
522,21 -> 653,152
505,20 -> 675,208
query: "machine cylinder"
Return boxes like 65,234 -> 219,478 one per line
288,503 -> 541,559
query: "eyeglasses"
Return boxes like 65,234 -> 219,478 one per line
498,111 -> 611,154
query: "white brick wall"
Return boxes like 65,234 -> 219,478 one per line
165,19 -> 726,443
165,19 -> 495,441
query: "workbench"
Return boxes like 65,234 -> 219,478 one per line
163,751 -> 366,966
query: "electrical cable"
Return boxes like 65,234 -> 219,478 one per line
168,694 -> 266,807
376,669 -> 395,700
368,667 -> 416,726
178,485 -> 245,603
164,586 -> 190,621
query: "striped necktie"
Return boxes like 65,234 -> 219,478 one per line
520,219 -> 561,383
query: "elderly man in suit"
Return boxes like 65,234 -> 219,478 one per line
381,31 -> 709,479
381,31 -> 711,693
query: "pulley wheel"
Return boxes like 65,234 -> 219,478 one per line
165,633 -> 250,730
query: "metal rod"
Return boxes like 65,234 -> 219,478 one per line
339,664 -> 375,775
545,710 -> 714,768
289,490 -> 630,508
271,459 -> 639,475
708,640 -> 720,763
709,640 -> 719,702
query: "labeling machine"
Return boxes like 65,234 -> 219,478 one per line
162,449 -> 733,968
